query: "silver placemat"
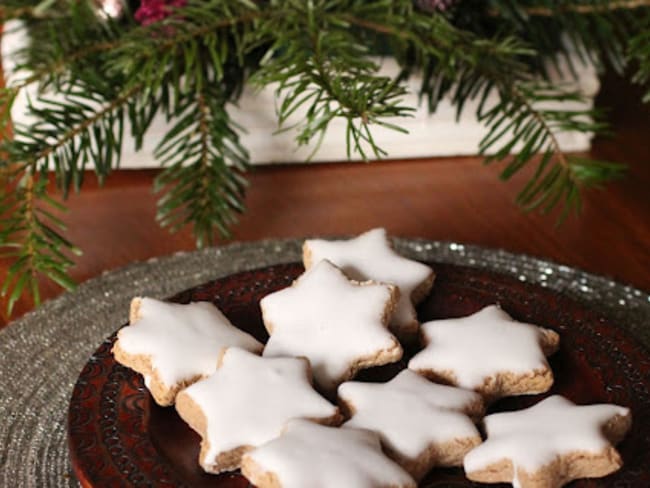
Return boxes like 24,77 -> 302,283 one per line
1,238 -> 649,487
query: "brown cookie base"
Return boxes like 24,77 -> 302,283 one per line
112,341 -> 204,406
338,394 -> 484,481
467,412 -> 632,488
393,435 -> 482,481
240,458 -> 283,488
467,448 -> 622,488
413,326 -> 560,402
413,366 -> 556,403
241,455 -> 416,488
176,391 -> 343,474
112,297 -> 205,407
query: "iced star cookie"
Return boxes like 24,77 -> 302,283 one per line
112,297 -> 263,406
241,419 -> 417,488
303,228 -> 434,340
175,348 -> 341,474
261,259 -> 403,394
464,395 -> 632,488
339,370 -> 484,480
408,305 -> 560,400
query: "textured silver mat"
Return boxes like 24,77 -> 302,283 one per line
1,238 -> 649,487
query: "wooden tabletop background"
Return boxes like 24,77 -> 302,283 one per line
1,53 -> 649,326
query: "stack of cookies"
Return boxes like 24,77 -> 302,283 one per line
113,228 -> 632,488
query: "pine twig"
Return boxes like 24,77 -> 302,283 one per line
153,82 -> 249,247
629,22 -> 650,102
30,84 -> 142,166
0,170 -> 79,314
478,82 -> 625,219
523,0 -> 650,16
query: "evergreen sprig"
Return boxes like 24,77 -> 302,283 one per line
478,82 -> 625,219
0,169 -> 80,314
487,0 -> 639,75
629,17 -> 650,102
0,0 -> 649,314
153,87 -> 249,247
252,1 -> 414,159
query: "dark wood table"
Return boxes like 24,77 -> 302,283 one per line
1,70 -> 648,326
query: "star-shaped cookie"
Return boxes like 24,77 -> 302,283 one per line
175,348 -> 341,474
464,395 -> 632,488
260,259 -> 403,394
112,297 -> 263,406
241,419 -> 417,488
303,228 -> 435,340
338,369 -> 484,480
408,305 -> 560,400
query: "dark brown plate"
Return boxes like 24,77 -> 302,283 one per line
68,262 -> 650,487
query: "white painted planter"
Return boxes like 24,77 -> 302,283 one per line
2,20 -> 599,168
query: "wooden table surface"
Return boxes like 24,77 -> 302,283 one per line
1,69 -> 649,326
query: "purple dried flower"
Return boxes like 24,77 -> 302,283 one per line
135,0 -> 186,25
415,0 -> 456,12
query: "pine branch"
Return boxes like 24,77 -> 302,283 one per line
1,3 -> 79,21
0,75 -> 147,314
153,85 -> 249,247
0,169 -> 80,314
338,5 -> 532,113
108,0 -> 262,102
253,2 -> 413,159
629,22 -> 650,102
1,2 -> 128,125
331,2 -> 625,217
478,82 -> 625,219
4,82 -> 143,196
486,0 -> 648,76
521,0 -> 650,15
1,0 -> 643,315
2,39 -> 121,101
1,0 -> 259,308
0,78 -> 146,313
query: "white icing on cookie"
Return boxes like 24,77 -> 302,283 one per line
242,419 -> 416,488
339,370 -> 482,462
116,298 -> 262,388
464,395 -> 631,486
180,348 -> 339,472
408,305 -> 556,390
304,228 -> 434,336
338,370 -> 482,458
261,259 -> 402,392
